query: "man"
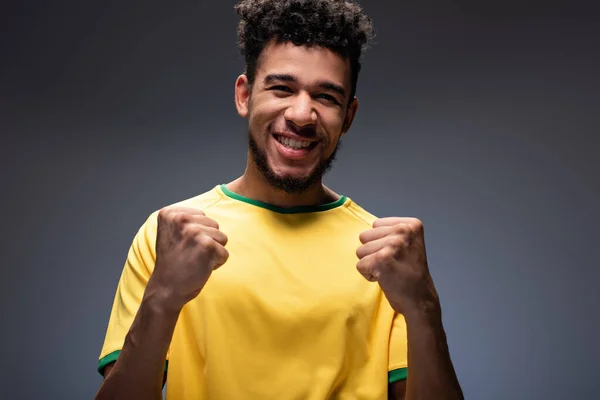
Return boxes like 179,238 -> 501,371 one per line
95,1 -> 463,399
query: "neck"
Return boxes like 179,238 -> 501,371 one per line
226,158 -> 339,209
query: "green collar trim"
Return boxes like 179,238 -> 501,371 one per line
220,184 -> 347,214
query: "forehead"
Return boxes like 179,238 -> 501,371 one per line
256,41 -> 351,88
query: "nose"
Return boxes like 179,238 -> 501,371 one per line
283,91 -> 317,127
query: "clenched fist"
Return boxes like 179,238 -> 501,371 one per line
146,206 -> 229,311
356,217 -> 440,317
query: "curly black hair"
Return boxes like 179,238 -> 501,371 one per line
234,0 -> 375,103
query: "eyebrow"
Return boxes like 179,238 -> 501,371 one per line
264,74 -> 346,98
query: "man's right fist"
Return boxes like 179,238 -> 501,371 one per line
146,206 -> 229,311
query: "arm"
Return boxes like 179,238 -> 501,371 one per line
102,364 -> 167,390
95,207 -> 229,400
358,217 -> 463,400
389,379 -> 407,400
389,308 -> 462,400
95,292 -> 180,400
402,307 -> 463,400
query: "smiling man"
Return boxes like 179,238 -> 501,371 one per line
95,1 -> 463,399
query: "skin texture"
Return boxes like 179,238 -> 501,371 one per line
96,41 -> 463,399
358,218 -> 463,399
390,379 -> 407,400
95,208 -> 228,399
229,41 -> 358,206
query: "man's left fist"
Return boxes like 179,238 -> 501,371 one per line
356,217 -> 440,316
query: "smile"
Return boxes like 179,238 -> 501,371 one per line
274,135 -> 317,150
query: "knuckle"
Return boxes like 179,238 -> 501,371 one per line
356,261 -> 369,275
158,207 -> 172,221
377,247 -> 391,260
196,233 -> 214,249
358,231 -> 368,244
182,224 -> 200,238
219,247 -> 230,262
206,217 -> 218,228
378,247 -> 396,263
356,244 -> 365,259
174,212 -> 189,225
390,235 -> 406,249
409,217 -> 423,232
220,233 -> 229,246
393,224 -> 408,235
373,250 -> 384,263
200,217 -> 218,231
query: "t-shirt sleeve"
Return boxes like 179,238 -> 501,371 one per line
388,312 -> 409,383
97,212 -> 162,375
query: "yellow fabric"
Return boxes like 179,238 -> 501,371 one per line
99,185 -> 408,399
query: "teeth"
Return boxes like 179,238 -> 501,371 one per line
276,136 -> 312,150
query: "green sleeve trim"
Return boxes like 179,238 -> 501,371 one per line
388,367 -> 408,383
98,350 -> 120,375
97,350 -> 169,376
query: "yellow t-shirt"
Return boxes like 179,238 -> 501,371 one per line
99,184 -> 408,399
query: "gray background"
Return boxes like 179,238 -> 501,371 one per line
2,1 -> 599,399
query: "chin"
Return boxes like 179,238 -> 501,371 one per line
270,164 -> 314,180
265,163 -> 321,194
248,133 -> 333,194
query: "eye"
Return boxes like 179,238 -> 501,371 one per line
269,85 -> 292,93
316,93 -> 341,105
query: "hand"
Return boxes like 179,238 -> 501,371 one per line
146,206 -> 229,311
356,217 -> 440,317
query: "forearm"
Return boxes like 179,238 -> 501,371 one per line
404,306 -> 463,400
95,291 -> 181,400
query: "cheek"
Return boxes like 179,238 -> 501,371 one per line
249,96 -> 283,123
319,111 -> 346,146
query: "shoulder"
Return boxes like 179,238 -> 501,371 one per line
141,185 -> 225,230
340,196 -> 378,228
168,185 -> 224,211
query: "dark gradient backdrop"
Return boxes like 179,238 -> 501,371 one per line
2,1 -> 599,399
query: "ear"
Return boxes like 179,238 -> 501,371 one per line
341,97 -> 359,136
235,74 -> 251,118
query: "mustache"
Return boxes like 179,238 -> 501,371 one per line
270,122 -> 319,139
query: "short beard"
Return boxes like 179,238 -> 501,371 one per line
248,133 -> 341,195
